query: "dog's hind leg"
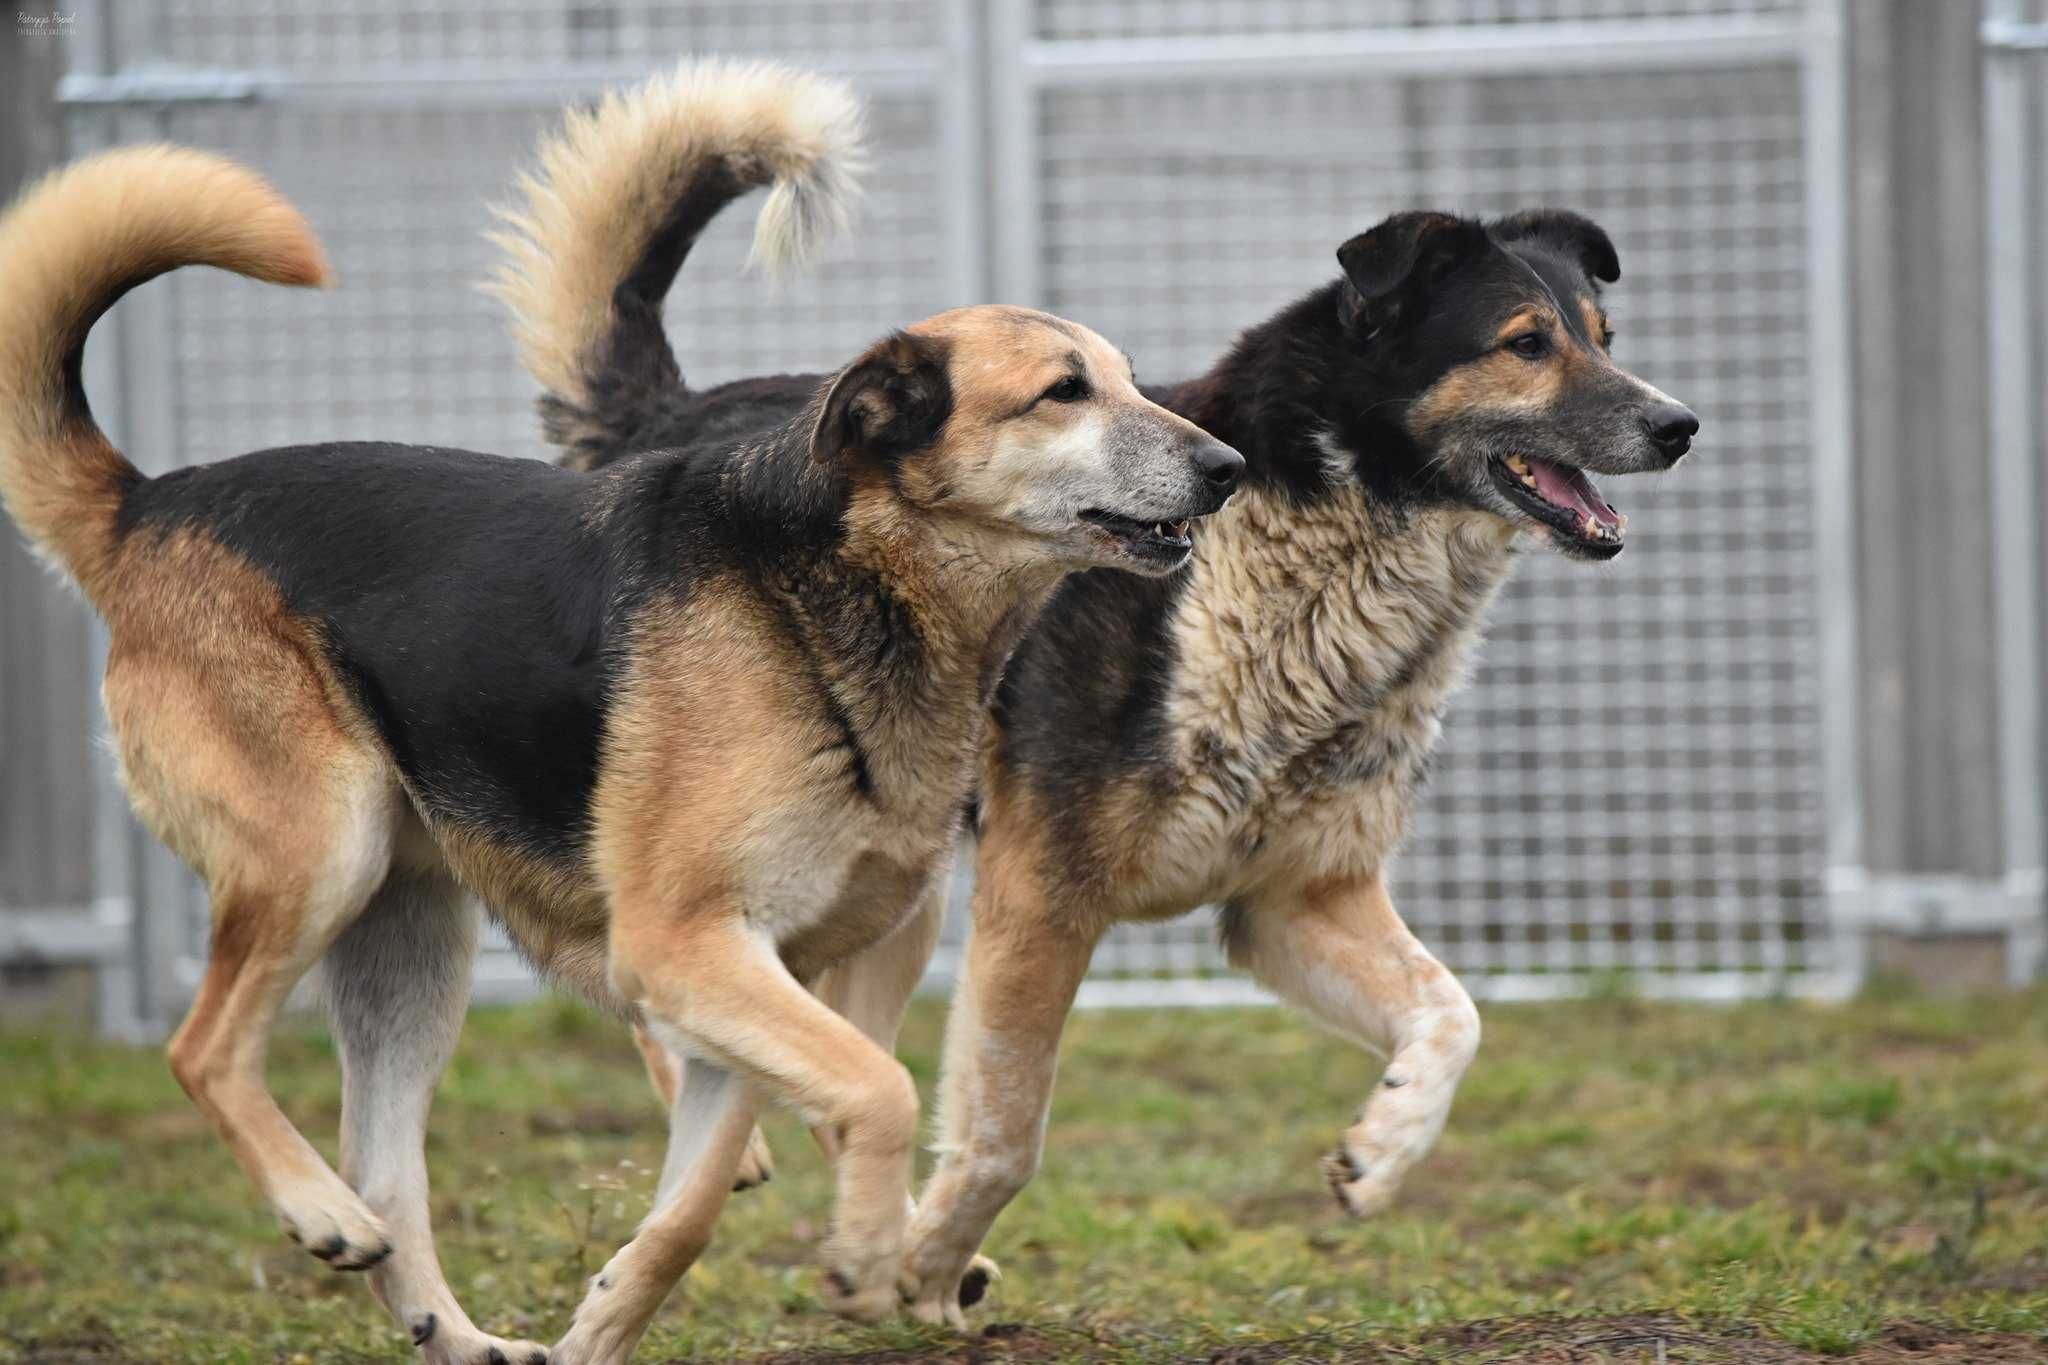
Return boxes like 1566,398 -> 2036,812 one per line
1222,870 -> 1480,1219
106,540 -> 411,1273
157,765 -> 400,1272
326,866 -> 550,1365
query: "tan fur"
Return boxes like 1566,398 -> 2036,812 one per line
899,792 -> 1099,1328
487,58 -> 864,410
899,481 -> 1518,1316
1579,296 -> 1611,348
97,525 -> 403,1269
1408,344 -> 1566,432
1081,482 -> 1516,919
431,820 -> 613,1003
0,145 -> 327,591
1223,871 -> 1480,1218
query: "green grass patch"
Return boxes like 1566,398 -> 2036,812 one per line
3,987 -> 2046,1361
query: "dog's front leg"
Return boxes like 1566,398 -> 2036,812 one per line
1223,869 -> 1480,1217
630,881 -> 947,1202
900,845 -> 1099,1329
551,919 -> 920,1364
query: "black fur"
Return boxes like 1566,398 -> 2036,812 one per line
123,445 -> 626,863
119,339 -> 955,866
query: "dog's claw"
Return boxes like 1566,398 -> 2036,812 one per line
411,1313 -> 437,1347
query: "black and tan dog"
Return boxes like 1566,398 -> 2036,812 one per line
0,116 -> 1239,1365
494,60 -> 1699,1326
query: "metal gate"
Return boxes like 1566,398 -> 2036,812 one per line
54,0 -> 1858,1033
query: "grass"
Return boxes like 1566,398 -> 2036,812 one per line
3,984 -> 2046,1362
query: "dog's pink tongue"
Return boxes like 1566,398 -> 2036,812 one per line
1529,456 -> 1620,528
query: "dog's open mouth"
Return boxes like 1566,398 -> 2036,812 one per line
1080,508 -> 1197,565
1495,452 -> 1626,554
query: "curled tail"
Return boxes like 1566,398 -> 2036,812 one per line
0,145 -> 330,597
486,58 -> 865,470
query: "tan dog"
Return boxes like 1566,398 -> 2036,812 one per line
0,136 -> 1240,1364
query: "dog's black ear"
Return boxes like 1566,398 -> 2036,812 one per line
1336,211 -> 1492,304
810,331 -> 953,465
1491,209 -> 1621,284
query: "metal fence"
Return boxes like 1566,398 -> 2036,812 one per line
47,0 -> 1865,1033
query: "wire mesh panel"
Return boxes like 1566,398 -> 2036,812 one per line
1022,23 -> 1834,996
77,0 -> 1847,1025
82,1 -> 962,1019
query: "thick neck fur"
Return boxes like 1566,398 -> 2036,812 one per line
1167,481 -> 1516,761
712,425 -> 1063,813
1096,285 -> 1525,903
1159,277 -> 1520,745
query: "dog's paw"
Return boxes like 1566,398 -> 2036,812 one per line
1321,1144 -> 1399,1219
274,1176 -> 392,1271
547,1312 -> 639,1365
898,1254 -> 999,1331
731,1124 -> 775,1192
819,1264 -> 898,1324
408,1313 -> 551,1365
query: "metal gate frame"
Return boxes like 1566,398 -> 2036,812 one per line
980,0 -> 1860,1006
53,0 -> 1864,1031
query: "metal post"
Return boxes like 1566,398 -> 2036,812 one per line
939,0 -> 989,305
987,0 -> 1043,307
1983,0 -> 2047,983
1802,0 -> 1864,989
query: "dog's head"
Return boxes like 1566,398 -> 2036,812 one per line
811,306 -> 1242,575
1326,209 -> 1696,560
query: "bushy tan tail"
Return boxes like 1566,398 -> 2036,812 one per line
486,57 -> 865,470
0,145 -> 330,596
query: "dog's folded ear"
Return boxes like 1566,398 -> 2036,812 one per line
1490,209 -> 1621,285
810,332 -> 954,465
1336,211 -> 1493,306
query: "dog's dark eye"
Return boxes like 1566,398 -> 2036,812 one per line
1600,326 -> 1616,351
1043,375 -> 1088,403
1506,333 -> 1549,359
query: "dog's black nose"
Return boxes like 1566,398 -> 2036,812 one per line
1194,441 -> 1245,494
1646,403 -> 1699,462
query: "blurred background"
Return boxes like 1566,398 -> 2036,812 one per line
2,0 -> 2044,1036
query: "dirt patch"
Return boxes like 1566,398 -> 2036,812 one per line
710,1316 -> 2048,1364
527,1105 -> 650,1137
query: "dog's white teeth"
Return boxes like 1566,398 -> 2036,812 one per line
1582,514 -> 1600,537
1520,473 -> 1538,489
1616,513 -> 1629,532
1506,454 -> 1530,475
